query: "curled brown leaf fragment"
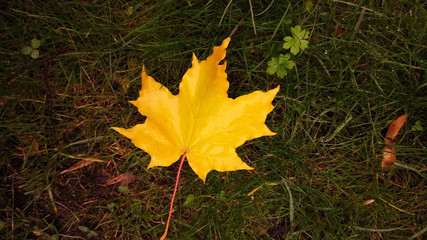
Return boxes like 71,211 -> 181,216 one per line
59,158 -> 103,175
382,114 -> 408,169
335,25 -> 344,36
103,173 -> 135,187
383,138 -> 396,170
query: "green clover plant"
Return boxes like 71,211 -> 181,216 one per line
78,225 -> 98,239
283,25 -> 309,55
266,25 -> 309,78
21,38 -> 42,59
266,54 -> 295,78
412,120 -> 423,131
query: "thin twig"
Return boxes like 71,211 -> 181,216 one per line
409,226 -> 427,240
248,0 -> 257,36
4,47 -> 67,82
11,177 -> 14,239
218,0 -> 233,27
228,14 -> 247,39
269,3 -> 291,42
255,0 -> 275,16
282,178 -> 294,224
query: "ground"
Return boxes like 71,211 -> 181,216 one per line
1,1 -> 426,239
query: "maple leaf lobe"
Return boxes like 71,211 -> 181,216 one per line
113,38 -> 279,181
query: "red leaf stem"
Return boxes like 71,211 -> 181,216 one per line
160,152 -> 186,240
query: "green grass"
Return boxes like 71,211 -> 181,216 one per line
1,0 -> 426,239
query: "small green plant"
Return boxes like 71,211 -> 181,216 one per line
266,25 -> 309,78
412,120 -> 423,131
78,225 -> 98,239
125,6 -> 133,16
266,54 -> 295,78
283,25 -> 310,55
183,194 -> 195,207
21,38 -> 42,59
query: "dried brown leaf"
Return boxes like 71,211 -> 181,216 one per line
385,114 -> 408,140
382,114 -> 407,169
59,158 -> 104,175
335,25 -> 344,36
103,173 -> 135,186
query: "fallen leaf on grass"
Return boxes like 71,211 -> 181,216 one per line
112,38 -> 279,182
385,114 -> 408,139
103,173 -> 135,186
112,38 -> 279,240
382,114 -> 408,169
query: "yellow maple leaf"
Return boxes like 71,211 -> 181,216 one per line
112,38 -> 279,182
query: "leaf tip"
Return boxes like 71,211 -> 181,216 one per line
141,66 -> 148,78
111,126 -> 123,132
147,162 -> 155,169
270,85 -> 280,94
209,38 -> 231,63
191,52 -> 199,63
222,37 -> 231,48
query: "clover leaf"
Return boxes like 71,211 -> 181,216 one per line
283,25 -> 309,55
266,53 -> 295,78
21,46 -> 33,55
412,120 -> 423,131
31,38 -> 41,49
21,38 -> 42,59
